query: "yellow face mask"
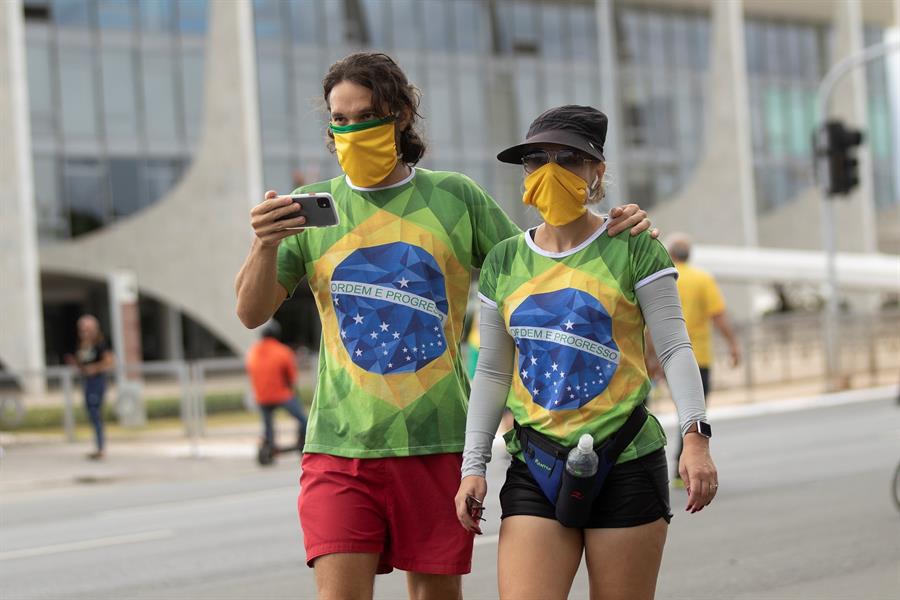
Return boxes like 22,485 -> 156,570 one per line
330,117 -> 399,187
522,163 -> 591,227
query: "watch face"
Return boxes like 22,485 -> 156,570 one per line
698,421 -> 712,438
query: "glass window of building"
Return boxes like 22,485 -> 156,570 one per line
358,0 -> 388,48
53,0 -> 91,27
253,0 -> 285,40
142,159 -> 183,207
141,49 -> 180,145
57,44 -> 100,144
288,0 -> 322,45
177,0 -> 207,33
139,0 -> 174,32
97,0 -> 134,30
100,48 -> 139,143
64,158 -> 109,236
568,3 -> 598,63
422,0 -> 451,53
109,158 -> 142,217
25,38 -> 55,139
452,0 -> 490,54
33,154 -> 66,239
540,4 -> 568,60
389,0 -> 420,50
180,48 -> 206,145
257,50 -> 292,143
616,5 -> 711,207
746,18 -> 828,213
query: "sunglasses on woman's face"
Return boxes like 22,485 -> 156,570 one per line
521,149 -> 595,174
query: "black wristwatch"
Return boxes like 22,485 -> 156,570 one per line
686,420 -> 712,439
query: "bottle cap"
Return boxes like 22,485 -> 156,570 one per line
577,434 -> 593,452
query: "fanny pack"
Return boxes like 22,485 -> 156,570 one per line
514,404 -> 649,510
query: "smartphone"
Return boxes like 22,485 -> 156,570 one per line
278,192 -> 339,229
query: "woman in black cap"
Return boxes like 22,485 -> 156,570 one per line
455,105 -> 717,599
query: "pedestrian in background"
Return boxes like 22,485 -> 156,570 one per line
649,233 -> 740,488
246,320 -> 307,453
64,315 -> 114,460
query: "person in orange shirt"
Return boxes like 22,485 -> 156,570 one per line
648,234 -> 740,487
246,320 -> 307,452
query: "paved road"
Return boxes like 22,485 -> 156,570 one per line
2,395 -> 898,599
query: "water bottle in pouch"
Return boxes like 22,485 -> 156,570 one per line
556,434 -> 599,527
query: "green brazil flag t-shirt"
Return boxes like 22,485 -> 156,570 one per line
277,168 -> 520,458
478,222 -> 676,464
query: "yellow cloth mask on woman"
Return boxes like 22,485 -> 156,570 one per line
522,162 -> 593,226
330,117 -> 399,187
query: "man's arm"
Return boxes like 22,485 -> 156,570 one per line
235,190 -> 304,328
236,239 -> 288,328
712,312 -> 741,367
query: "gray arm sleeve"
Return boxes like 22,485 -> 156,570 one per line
636,275 -> 708,436
461,302 -> 515,478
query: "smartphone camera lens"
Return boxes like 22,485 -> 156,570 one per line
317,197 -> 330,208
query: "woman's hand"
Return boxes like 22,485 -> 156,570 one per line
251,190 -> 306,248
679,434 -> 718,513
455,475 -> 488,534
606,204 -> 660,239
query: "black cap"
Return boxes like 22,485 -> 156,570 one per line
497,105 -> 607,164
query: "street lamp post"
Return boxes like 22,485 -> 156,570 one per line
814,39 -> 900,391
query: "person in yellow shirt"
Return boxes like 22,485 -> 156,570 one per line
649,234 -> 740,487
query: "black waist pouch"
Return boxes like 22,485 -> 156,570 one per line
516,404 -> 649,528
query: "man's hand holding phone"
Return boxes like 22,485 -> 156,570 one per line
250,190 -> 306,248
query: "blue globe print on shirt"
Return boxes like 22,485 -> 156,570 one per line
509,288 -> 619,410
330,242 -> 449,374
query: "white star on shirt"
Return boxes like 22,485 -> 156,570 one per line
333,297 -> 340,306
437,340 -> 442,346
380,322 -> 389,332
564,320 -> 574,330
355,349 -> 363,357
398,277 -> 409,288
560,372 -> 566,378
551,362 -> 559,371
388,362 -> 393,368
340,329 -> 347,339
369,331 -> 378,339
569,394 -> 575,399
544,372 -> 551,379
530,357 -> 538,365
521,369 -> 529,379
392,331 -> 400,339
353,314 -> 364,325
434,326 -> 439,331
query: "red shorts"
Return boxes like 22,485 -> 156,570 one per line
298,452 -> 474,575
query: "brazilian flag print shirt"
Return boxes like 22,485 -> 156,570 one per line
277,168 -> 520,458
478,220 -> 676,463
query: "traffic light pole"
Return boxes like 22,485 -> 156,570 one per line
815,39 -> 899,391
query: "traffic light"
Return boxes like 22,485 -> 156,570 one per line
815,120 -> 864,196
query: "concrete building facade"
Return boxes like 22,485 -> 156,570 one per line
1,0 -> 897,378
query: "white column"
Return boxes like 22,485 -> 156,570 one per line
0,0 -> 45,394
595,0 -> 625,209
235,0 -> 263,215
724,0 -> 759,248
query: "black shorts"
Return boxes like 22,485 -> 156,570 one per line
499,448 -> 672,528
